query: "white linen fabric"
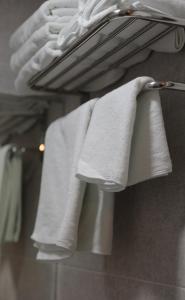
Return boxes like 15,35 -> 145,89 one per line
0,145 -> 22,244
77,77 -> 172,192
9,0 -> 78,51
32,77 -> 172,260
15,41 -> 62,93
31,99 -> 114,260
10,22 -> 66,73
57,0 -> 185,53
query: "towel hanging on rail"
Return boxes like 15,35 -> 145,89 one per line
31,99 -> 114,260
31,76 -> 172,261
0,145 -> 22,244
77,76 -> 172,192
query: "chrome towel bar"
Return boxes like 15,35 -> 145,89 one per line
145,81 -> 185,91
28,7 -> 185,93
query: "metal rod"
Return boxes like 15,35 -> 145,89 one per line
11,145 -> 45,154
57,21 -> 157,90
28,9 -> 185,93
145,81 -> 185,91
63,25 -> 175,91
29,17 -> 112,87
42,18 -> 136,88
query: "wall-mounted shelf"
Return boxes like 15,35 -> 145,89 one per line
28,8 -> 185,93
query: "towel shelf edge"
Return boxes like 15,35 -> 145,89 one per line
28,8 -> 185,94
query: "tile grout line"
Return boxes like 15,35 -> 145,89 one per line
2,254 -> 185,293
60,264 -> 185,291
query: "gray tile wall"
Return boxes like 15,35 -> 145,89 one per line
56,49 -> 185,300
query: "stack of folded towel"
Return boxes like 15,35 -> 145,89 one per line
56,0 -> 185,92
10,0 -> 185,93
31,77 -> 172,260
0,145 -> 22,244
58,0 -> 185,51
9,0 -> 78,92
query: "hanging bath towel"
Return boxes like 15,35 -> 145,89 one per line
0,145 -> 22,243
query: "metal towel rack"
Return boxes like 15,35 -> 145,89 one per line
28,7 -> 185,93
145,81 -> 185,91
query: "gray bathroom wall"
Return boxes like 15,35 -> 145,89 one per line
54,49 -> 185,300
1,49 -> 185,300
1,1 -> 185,299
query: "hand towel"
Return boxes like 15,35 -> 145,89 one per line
31,100 -> 114,260
9,0 -> 78,51
10,22 -> 67,74
0,145 -> 22,243
77,77 -> 172,192
15,41 -> 62,93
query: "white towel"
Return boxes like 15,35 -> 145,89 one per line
9,0 -> 78,51
10,22 -> 67,74
78,0 -> 185,29
77,77 -> 172,192
57,0 -> 185,54
53,0 -> 184,93
0,145 -> 22,244
15,41 -> 62,93
31,99 -> 114,260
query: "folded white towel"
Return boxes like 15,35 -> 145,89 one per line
15,41 -> 62,93
10,0 -> 78,51
10,22 -> 67,74
78,0 -> 185,28
77,77 -> 172,192
55,1 -> 184,92
58,0 -> 185,54
31,99 -> 114,260
78,0 -> 119,29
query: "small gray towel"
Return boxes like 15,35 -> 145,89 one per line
0,145 -> 22,243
